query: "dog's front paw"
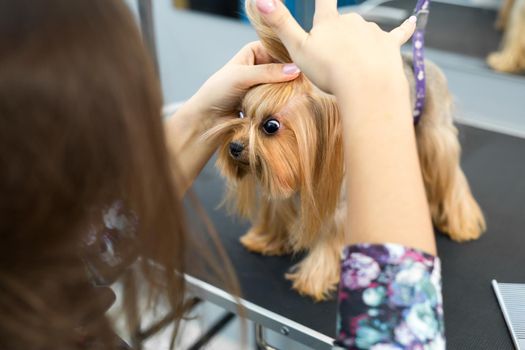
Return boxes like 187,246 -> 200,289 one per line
434,191 -> 486,243
436,213 -> 486,243
240,228 -> 291,256
444,228 -> 482,242
442,223 -> 485,242
285,261 -> 340,302
436,211 -> 486,242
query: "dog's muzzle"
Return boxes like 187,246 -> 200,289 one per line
229,141 -> 244,159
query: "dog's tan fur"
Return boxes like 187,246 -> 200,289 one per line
488,0 -> 525,73
206,0 -> 486,301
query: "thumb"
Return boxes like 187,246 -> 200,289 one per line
253,0 -> 307,56
241,63 -> 301,87
390,15 -> 417,45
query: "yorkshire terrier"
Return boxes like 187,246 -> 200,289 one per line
488,0 -> 525,73
206,0 -> 486,301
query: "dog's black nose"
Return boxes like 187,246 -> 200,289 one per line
229,141 -> 244,158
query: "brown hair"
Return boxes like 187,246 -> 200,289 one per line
0,0 -> 191,348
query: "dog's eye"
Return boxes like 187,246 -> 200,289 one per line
239,111 -> 245,119
262,118 -> 280,135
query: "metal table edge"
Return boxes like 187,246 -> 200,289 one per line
184,274 -> 337,350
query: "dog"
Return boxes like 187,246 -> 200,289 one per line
205,0 -> 486,301
488,0 -> 525,73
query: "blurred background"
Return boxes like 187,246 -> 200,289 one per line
172,0 -> 504,56
134,0 -> 524,137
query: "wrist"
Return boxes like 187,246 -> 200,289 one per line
178,94 -> 210,128
166,100 -> 217,153
171,95 -> 221,139
165,98 -> 221,191
332,58 -> 408,100
336,71 -> 412,127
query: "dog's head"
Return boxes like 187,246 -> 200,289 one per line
210,75 -> 342,198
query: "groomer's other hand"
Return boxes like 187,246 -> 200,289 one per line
167,41 -> 299,193
253,0 -> 416,96
189,41 -> 300,122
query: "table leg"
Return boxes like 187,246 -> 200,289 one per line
255,323 -> 278,350
187,312 -> 236,350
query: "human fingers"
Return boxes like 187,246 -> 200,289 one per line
229,41 -> 276,65
389,16 -> 417,45
314,0 -> 338,20
254,0 -> 308,56
238,62 -> 300,87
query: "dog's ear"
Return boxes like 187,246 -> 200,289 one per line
413,60 -> 486,241
292,93 -> 344,247
310,94 -> 344,222
244,0 -> 292,63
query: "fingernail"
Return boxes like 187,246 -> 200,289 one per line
255,0 -> 276,14
283,63 -> 300,75
408,15 -> 417,23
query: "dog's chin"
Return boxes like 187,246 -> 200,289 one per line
224,159 -> 250,180
225,162 -> 297,199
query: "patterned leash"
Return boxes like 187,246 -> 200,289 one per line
412,0 -> 430,125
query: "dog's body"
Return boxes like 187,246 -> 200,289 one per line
488,0 -> 525,73
208,1 -> 486,300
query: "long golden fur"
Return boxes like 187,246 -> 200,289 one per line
488,0 -> 525,73
206,0 -> 486,301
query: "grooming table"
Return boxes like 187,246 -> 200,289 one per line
186,124 -> 525,350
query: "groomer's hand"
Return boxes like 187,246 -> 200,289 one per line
167,41 -> 299,194
253,0 -> 416,96
187,41 -> 300,122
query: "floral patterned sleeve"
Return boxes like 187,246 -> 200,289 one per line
335,243 -> 445,350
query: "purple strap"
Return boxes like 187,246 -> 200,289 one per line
412,0 -> 430,125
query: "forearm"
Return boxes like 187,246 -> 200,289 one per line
164,99 -> 219,195
337,72 -> 436,255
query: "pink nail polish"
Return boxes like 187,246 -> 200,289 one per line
283,64 -> 300,75
255,0 -> 276,14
